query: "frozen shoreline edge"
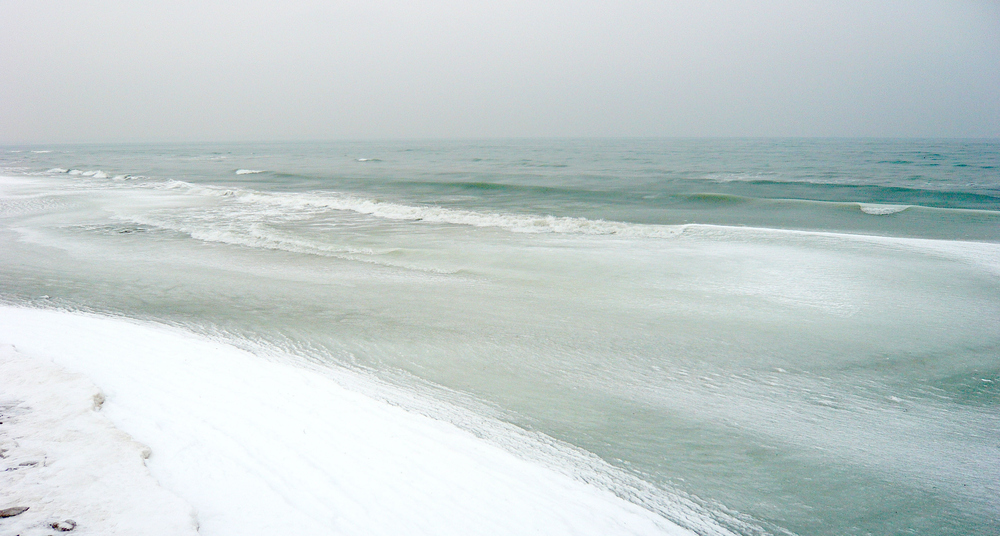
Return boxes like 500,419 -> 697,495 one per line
0,306 -> 702,536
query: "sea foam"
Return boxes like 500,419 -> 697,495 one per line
858,203 -> 910,215
115,179 -> 1000,278
157,180 -> 686,238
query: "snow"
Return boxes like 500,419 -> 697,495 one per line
0,307 -> 693,536
0,344 -> 199,536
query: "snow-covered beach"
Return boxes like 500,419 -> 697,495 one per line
0,306 -> 695,536
0,342 -> 198,536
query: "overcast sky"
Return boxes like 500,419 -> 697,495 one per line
2,0 -> 998,142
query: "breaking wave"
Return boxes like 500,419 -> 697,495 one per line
156,180 -> 686,239
858,203 -> 910,215
49,168 -> 109,179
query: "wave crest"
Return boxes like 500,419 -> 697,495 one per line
858,203 -> 910,215
157,181 -> 686,239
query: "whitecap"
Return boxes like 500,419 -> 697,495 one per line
140,181 -> 685,239
242,190 -> 686,238
858,203 -> 910,215
47,168 -> 69,173
235,169 -> 265,175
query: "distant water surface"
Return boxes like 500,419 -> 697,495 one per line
1,139 -> 998,535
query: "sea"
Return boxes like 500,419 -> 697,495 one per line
1,138 -> 998,536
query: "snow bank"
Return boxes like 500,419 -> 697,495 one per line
0,307 -> 692,536
0,344 -> 199,536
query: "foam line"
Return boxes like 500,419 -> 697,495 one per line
156,180 -> 686,237
142,180 -> 1000,273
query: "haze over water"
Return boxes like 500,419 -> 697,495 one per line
2,139 -> 998,535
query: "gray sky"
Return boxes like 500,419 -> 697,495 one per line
2,0 -> 998,142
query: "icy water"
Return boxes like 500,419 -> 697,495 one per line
1,139 -> 998,535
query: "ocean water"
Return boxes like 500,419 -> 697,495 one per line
1,139 -> 998,535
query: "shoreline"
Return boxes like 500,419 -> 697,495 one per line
0,306 -> 697,536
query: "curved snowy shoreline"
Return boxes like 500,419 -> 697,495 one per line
0,306 -> 694,536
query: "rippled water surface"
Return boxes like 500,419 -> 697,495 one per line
2,139 -> 998,535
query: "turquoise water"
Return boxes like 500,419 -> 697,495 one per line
1,139 -> 998,535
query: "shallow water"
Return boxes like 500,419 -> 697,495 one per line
1,139 -> 998,535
